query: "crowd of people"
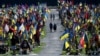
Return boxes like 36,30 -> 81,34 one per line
0,4 -> 49,54
58,0 -> 100,55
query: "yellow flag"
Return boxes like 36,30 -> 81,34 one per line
60,33 -> 69,40
12,19 -> 16,25
84,43 -> 86,48
43,18 -> 46,22
8,33 -> 13,39
32,28 -> 36,35
75,25 -> 80,32
87,19 -> 92,23
14,26 -> 17,30
65,41 -> 70,49
29,33 -> 33,39
47,9 -> 51,13
30,25 -> 36,35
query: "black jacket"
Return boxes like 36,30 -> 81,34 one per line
20,40 -> 30,49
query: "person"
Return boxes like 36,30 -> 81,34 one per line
53,14 -> 55,20
11,33 -> 19,55
50,14 -> 53,19
34,27 -> 41,46
20,39 -> 30,54
53,23 -> 57,32
11,33 -> 19,47
0,37 -> 7,54
49,22 -> 53,32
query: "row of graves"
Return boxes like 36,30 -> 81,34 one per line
0,4 -> 50,55
58,0 -> 100,55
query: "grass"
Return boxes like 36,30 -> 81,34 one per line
32,42 -> 46,54
61,55 -> 67,56
33,46 -> 42,53
33,26 -> 47,54
61,51 -> 67,55
0,43 -> 46,56
0,50 -> 12,56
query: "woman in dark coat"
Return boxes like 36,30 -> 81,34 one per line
53,23 -> 57,32
49,22 -> 53,32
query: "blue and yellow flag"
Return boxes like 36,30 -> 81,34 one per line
75,25 -> 80,32
60,33 -> 69,40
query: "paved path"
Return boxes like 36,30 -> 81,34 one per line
37,9 -> 64,56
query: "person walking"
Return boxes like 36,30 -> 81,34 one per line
53,14 -> 55,20
49,22 -> 53,32
50,14 -> 53,20
53,23 -> 57,32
